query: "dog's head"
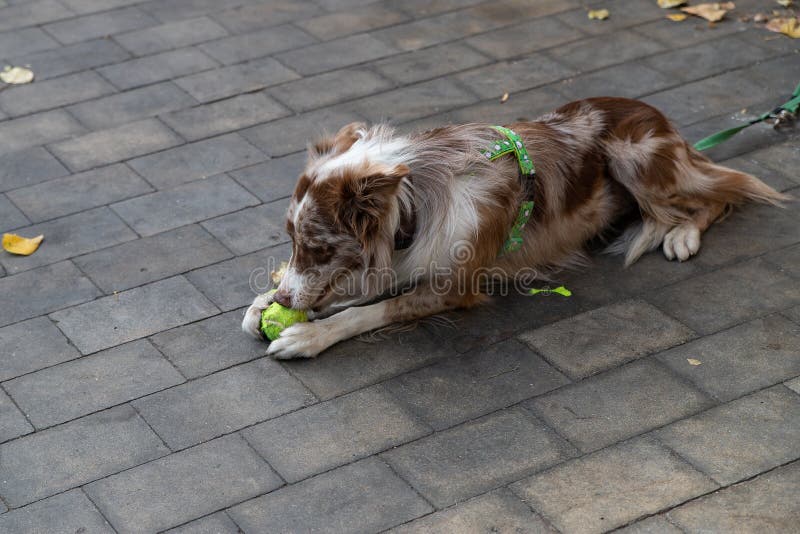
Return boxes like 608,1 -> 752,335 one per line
273,123 -> 411,312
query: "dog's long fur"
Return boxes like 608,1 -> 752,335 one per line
242,97 -> 788,358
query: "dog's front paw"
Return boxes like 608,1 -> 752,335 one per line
663,224 -> 701,262
242,292 -> 275,339
266,322 -> 333,359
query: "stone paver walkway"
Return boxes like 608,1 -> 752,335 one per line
1,0 -> 799,532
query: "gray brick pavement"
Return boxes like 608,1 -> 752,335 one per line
1,1 -> 798,531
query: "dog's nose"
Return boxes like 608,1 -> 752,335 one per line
273,289 -> 292,308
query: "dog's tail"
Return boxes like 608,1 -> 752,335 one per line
609,152 -> 791,266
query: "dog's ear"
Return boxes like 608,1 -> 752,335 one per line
338,163 -> 409,241
309,122 -> 367,160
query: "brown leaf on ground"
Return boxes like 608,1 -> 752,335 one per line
766,16 -> 800,37
658,0 -> 687,8
500,92 -> 509,103
0,66 -> 34,84
681,2 -> 735,22
687,358 -> 703,366
668,13 -> 689,20
588,8 -> 610,20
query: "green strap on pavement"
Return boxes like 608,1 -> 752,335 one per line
693,80 -> 800,151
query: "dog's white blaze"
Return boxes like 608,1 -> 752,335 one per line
316,136 -> 411,179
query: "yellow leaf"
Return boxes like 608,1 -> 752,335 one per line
777,0 -> 792,7
2,233 -> 44,255
588,8 -> 610,20
681,2 -> 735,22
687,358 -> 702,366
766,16 -> 800,37
500,92 -> 509,103
658,0 -> 687,8
668,13 -> 688,20
0,66 -> 34,84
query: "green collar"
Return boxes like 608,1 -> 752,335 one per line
485,126 -> 535,254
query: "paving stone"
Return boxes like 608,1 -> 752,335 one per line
556,0 -> 663,35
372,42 -> 490,85
390,488 -> 555,534
111,173 -> 260,236
0,110 -> 86,156
67,82 -> 197,131
448,85 -> 568,125
198,25 -> 317,65
383,408 -> 576,507
0,71 -> 116,118
615,516 -> 683,534
133,359 -> 314,449
730,141 -> 800,188
633,14 -> 749,48
229,457 -> 432,533
0,489 -> 113,533
50,275 -> 218,354
347,77 -> 478,123
647,258 -> 800,335
0,207 -> 138,275
548,29 -> 667,73
49,118 -> 183,172
7,163 -> 152,222
0,405 -> 168,507
719,154 -> 798,193
296,3 -> 409,40
643,71 -> 770,127
385,339 -> 569,430
86,434 -> 282,533
0,194 -> 29,232
283,327 -> 455,401
184,241 -> 291,312
0,149 -> 67,196
242,107 -> 365,157
5,339 -> 184,429
0,0 -> 74,32
767,242 -> 800,278
244,384 -> 430,482
211,0 -> 325,34
556,61 -> 675,101
455,54 -> 576,99
466,15 -> 585,60
140,0 -> 243,23
60,0 -> 149,14
517,299 -> 695,379
161,92 -> 290,141
0,388 -> 32,442
115,16 -> 229,56
230,151 -> 305,203
786,376 -> 800,394
165,512 -> 240,534
127,133 -> 265,189
0,27 -> 59,59
269,67 -> 393,113
527,359 -> 713,453
175,57 -> 300,103
275,33 -> 399,76
0,316 -> 80,381
653,385 -> 800,485
0,261 -> 100,327
7,38 -> 131,81
657,314 -> 800,402
74,224 -> 232,294
97,47 -> 219,90
200,200 -> 289,255
511,437 -> 717,534
43,6 -> 157,44
148,309 -> 263,378
668,460 -> 800,533
385,0 -> 485,16
643,35 -> 773,84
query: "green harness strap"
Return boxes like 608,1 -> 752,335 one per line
485,126 -> 536,254
693,80 -> 800,151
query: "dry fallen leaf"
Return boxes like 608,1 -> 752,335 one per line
0,66 -> 34,84
500,92 -> 509,103
588,8 -> 610,20
681,2 -> 735,22
766,16 -> 800,37
668,13 -> 689,20
687,358 -> 702,366
658,0 -> 687,8
2,233 -> 44,255
777,0 -> 793,7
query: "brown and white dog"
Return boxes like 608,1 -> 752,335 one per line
242,97 -> 787,359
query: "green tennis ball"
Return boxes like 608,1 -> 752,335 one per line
260,299 -> 308,341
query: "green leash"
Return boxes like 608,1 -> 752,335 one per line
693,80 -> 800,151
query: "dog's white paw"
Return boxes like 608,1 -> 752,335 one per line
241,292 -> 275,339
663,224 -> 700,262
266,322 -> 332,359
